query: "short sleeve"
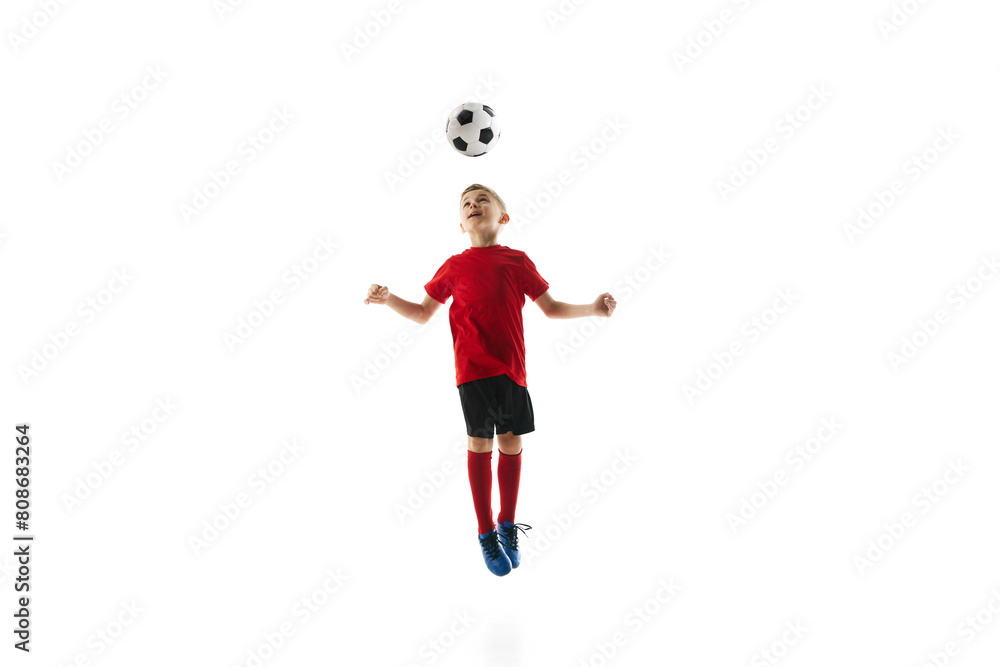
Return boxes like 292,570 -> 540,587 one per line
424,258 -> 451,304
521,253 -> 549,301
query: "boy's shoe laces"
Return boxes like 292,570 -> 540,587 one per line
498,523 -> 532,551
479,531 -> 504,560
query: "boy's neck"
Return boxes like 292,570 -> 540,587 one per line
469,235 -> 501,248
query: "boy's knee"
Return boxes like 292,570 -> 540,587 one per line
497,432 -> 522,455
467,436 -> 493,453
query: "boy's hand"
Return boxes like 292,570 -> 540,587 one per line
365,284 -> 389,305
593,292 -> 616,317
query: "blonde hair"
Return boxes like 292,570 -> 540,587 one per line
460,184 -> 507,218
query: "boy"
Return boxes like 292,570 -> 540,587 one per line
364,184 -> 616,576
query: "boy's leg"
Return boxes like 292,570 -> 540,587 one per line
496,432 -> 521,455
467,436 -> 495,535
496,432 -> 522,525
460,378 -> 500,534
467,436 -> 494,453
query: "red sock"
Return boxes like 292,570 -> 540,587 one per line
497,449 -> 522,526
467,450 -> 494,535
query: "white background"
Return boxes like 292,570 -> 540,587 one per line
2,0 -> 999,665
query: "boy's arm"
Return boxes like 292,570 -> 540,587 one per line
418,293 -> 443,323
366,285 -> 443,324
534,290 -> 616,319
385,293 -> 441,324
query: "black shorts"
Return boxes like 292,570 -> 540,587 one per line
457,373 -> 535,439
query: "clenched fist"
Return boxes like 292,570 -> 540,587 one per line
593,292 -> 616,317
365,284 -> 389,305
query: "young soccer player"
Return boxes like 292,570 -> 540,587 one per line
364,184 -> 616,576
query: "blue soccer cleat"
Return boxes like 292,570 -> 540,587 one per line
478,526 -> 512,576
497,521 -> 532,569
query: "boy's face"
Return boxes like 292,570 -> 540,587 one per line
459,190 -> 508,235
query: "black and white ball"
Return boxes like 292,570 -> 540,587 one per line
445,103 -> 500,157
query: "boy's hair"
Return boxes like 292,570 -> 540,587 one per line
461,184 -> 507,219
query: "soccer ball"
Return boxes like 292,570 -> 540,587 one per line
445,103 -> 500,157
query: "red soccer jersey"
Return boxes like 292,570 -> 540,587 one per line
424,244 -> 549,388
